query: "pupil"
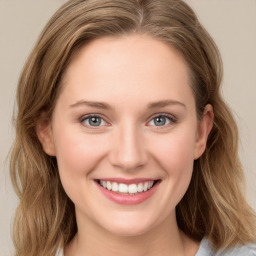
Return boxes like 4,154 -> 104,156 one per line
89,117 -> 101,126
154,116 -> 166,126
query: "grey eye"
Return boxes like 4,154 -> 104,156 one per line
83,116 -> 106,127
148,115 -> 172,127
153,116 -> 168,126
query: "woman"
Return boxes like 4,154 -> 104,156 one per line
10,0 -> 256,255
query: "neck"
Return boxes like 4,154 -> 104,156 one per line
65,210 -> 188,256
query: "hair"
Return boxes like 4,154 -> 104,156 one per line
10,0 -> 256,255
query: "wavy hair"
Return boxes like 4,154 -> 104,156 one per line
10,0 -> 255,255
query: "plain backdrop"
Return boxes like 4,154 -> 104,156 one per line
0,1 -> 255,255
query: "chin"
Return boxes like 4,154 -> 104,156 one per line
106,225 -> 151,237
100,213 -> 157,237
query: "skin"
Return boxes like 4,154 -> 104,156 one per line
37,34 -> 213,256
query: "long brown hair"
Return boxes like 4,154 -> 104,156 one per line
10,0 -> 256,255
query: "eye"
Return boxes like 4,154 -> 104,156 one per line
81,115 -> 107,127
148,114 -> 176,127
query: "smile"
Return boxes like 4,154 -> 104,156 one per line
95,179 -> 160,205
98,180 -> 155,194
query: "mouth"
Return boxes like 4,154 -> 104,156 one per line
95,179 -> 160,205
96,179 -> 158,195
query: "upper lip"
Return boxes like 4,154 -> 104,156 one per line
95,178 -> 159,185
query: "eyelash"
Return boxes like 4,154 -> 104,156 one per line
147,113 -> 177,128
80,114 -> 109,129
80,113 -> 177,129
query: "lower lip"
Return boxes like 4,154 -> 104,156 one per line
96,181 -> 160,205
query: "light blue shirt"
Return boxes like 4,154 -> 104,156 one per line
196,238 -> 256,255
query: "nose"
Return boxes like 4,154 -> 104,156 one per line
109,123 -> 149,171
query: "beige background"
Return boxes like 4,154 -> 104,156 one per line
0,0 -> 255,255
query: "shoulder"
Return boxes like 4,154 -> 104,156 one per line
196,238 -> 256,256
218,243 -> 256,256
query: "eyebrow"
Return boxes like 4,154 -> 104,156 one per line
69,99 -> 186,110
147,100 -> 186,109
69,100 -> 112,109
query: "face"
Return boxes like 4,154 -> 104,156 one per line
38,35 -> 213,237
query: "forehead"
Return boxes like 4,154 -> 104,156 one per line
58,34 -> 194,109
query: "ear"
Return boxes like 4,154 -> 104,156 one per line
36,114 -> 56,156
194,104 -> 214,160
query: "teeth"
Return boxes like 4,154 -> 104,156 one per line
102,181 -> 107,188
137,183 -> 144,192
119,183 -> 128,193
112,182 -> 119,192
99,180 -> 155,194
106,181 -> 112,190
128,184 -> 137,194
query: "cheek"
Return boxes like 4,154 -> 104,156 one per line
55,127 -> 107,168
149,127 -> 196,200
53,126 -> 108,194
151,129 -> 196,173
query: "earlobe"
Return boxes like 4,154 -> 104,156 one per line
36,115 -> 56,156
194,104 -> 214,160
